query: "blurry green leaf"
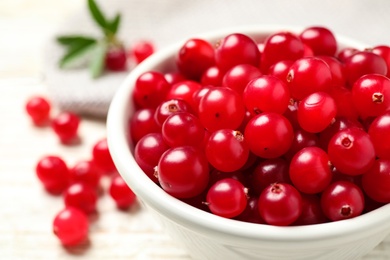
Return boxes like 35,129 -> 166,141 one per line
89,41 -> 107,78
56,35 -> 96,46
59,39 -> 97,68
108,14 -> 121,35
88,0 -> 108,33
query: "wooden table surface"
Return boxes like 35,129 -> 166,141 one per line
1,1 -> 390,259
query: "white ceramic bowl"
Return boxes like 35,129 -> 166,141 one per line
107,25 -> 390,260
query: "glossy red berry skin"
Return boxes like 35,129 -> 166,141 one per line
222,64 -> 263,95
36,155 -> 69,194
131,40 -> 155,64
260,31 -> 304,73
105,46 -> 127,71
69,160 -> 101,189
129,108 -> 160,144
53,207 -> 89,246
63,183 -> 98,214
200,66 -> 224,87
372,45 -> 390,78
251,158 -> 291,196
134,133 -> 169,183
157,146 -> 209,199
289,147 -> 332,194
287,57 -> 332,100
284,128 -> 320,161
245,112 -> 294,158
92,138 -> 117,174
177,38 -> 215,80
351,74 -> 390,118
25,96 -> 51,125
368,112 -> 390,159
154,99 -> 193,127
328,85 -> 359,120
344,51 -> 387,87
294,194 -> 328,225
267,60 -> 294,84
205,129 -> 250,172
299,26 -> 337,56
51,112 -> 80,144
337,47 -> 358,62
162,112 -> 205,148
321,181 -> 365,221
297,92 -> 337,133
362,159 -> 390,203
133,71 -> 171,109
167,80 -> 202,106
109,175 -> 137,210
215,33 -> 260,73
243,75 -> 290,115
198,87 -> 245,132
258,183 -> 302,226
318,55 -> 346,87
328,127 -> 376,176
206,178 -> 248,218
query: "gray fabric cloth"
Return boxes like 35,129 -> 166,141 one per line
44,0 -> 390,118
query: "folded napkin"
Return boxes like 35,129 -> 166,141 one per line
44,0 -> 390,118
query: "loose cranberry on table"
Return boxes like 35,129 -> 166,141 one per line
53,207 -> 89,247
69,160 -> 101,189
35,155 -> 69,195
63,182 -> 98,214
92,138 -> 117,174
51,111 -> 80,144
25,96 -> 51,126
109,175 -> 137,210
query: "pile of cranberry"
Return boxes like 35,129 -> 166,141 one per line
130,26 -> 390,227
25,97 -> 137,247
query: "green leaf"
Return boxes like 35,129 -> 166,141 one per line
88,0 -> 108,32
56,35 -> 96,46
107,13 -> 121,35
89,41 -> 107,78
59,39 -> 97,69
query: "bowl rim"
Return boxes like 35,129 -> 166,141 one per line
107,24 -> 390,247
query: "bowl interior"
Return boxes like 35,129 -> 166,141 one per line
107,25 -> 390,247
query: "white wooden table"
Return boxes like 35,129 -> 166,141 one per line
1,1 -> 390,259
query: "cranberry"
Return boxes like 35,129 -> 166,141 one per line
215,33 -> 260,73
243,75 -> 290,115
297,92 -> 337,133
260,31 -> 304,73
177,38 -> 215,80
222,64 -> 263,95
25,96 -> 51,126
205,129 -> 249,172
69,160 -> 101,189
53,207 -> 89,246
294,194 -> 328,225
132,71 -> 170,109
167,80 -> 202,106
36,155 -> 69,194
200,66 -> 224,87
245,112 -> 294,158
351,74 -> 390,118
198,86 -> 246,132
362,159 -> 390,203
328,127 -> 376,176
63,182 -> 98,214
298,26 -> 337,56
206,178 -> 248,218
372,45 -> 390,78
321,181 -> 365,221
92,138 -> 117,174
51,111 -> 80,144
157,146 -> 209,198
131,40 -> 155,64
105,46 -> 127,71
109,175 -> 137,210
129,108 -> 160,144
154,99 -> 193,127
344,51 -> 387,87
258,183 -> 302,226
287,57 -> 332,100
368,112 -> 390,159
